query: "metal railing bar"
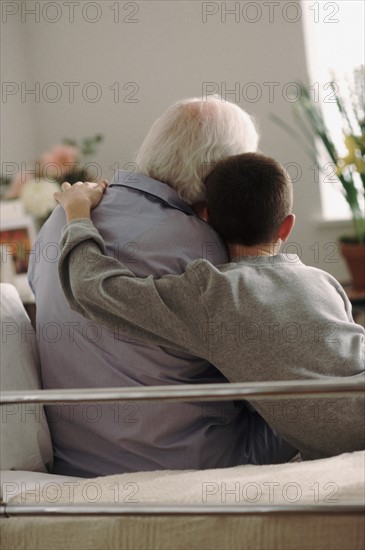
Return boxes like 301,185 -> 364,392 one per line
1,502 -> 364,518
1,379 -> 363,405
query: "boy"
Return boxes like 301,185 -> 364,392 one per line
56,153 -> 365,459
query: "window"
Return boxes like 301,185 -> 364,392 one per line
302,0 -> 364,220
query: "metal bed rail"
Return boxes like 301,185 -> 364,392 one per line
1,378 -> 364,518
1,378 -> 364,405
1,503 -> 364,518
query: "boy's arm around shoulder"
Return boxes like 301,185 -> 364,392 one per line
58,218 -> 211,358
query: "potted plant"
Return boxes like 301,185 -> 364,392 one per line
273,66 -> 364,289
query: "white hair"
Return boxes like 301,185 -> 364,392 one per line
135,96 -> 259,204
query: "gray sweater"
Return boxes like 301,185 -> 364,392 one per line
59,219 -> 365,459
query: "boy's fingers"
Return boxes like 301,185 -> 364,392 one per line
55,180 -> 108,205
98,180 -> 109,192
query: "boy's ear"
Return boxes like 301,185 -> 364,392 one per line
278,214 -> 295,242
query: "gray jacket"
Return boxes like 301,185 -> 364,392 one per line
59,219 -> 365,459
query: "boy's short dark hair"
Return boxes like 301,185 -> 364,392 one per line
205,152 -> 293,246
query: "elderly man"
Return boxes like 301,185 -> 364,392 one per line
29,97 -> 295,478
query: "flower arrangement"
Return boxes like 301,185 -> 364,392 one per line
273,66 -> 365,244
1,134 -> 103,226
21,179 -> 61,220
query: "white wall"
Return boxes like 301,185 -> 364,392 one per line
1,4 -> 37,169
1,0 -> 352,279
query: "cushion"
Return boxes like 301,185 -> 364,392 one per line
0,283 -> 53,472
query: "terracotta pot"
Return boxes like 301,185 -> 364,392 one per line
339,242 -> 365,290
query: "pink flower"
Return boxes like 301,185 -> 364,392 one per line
39,144 -> 79,180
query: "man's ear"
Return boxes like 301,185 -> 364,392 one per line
200,204 -> 209,222
278,214 -> 295,242
191,201 -> 209,222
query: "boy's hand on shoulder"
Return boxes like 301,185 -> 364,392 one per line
54,179 -> 109,222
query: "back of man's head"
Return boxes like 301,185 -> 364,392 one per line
135,96 -> 259,204
205,153 -> 293,247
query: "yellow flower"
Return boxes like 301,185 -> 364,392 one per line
337,135 -> 365,175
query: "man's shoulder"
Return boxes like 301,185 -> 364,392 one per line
97,176 -> 229,267
36,206 -> 66,239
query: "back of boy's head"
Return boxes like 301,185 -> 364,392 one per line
205,152 -> 293,246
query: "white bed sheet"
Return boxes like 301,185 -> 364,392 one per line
1,452 -> 364,550
0,470 -> 82,503
2,450 -> 364,507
